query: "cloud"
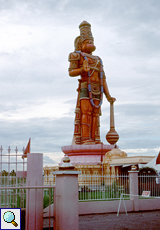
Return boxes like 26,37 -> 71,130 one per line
43,155 -> 57,165
123,147 -> 160,157
0,116 -> 74,154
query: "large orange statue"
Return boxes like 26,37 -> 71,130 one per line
68,21 -> 116,145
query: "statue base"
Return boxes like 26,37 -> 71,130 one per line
61,143 -> 116,166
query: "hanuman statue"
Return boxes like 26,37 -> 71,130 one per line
68,21 -> 116,145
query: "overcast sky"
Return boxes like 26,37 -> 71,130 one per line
0,0 -> 160,167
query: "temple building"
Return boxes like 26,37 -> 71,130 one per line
43,148 -> 154,185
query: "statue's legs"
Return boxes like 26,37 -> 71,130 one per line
81,99 -> 92,143
92,100 -> 100,142
81,99 -> 100,144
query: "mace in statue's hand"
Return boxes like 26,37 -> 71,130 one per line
107,96 -> 116,104
83,59 -> 90,72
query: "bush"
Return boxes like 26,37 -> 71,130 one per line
139,167 -> 157,175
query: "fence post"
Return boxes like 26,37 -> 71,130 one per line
26,153 -> 43,230
129,167 -> 139,211
53,156 -> 81,230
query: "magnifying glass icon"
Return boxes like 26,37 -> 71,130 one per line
3,211 -> 18,227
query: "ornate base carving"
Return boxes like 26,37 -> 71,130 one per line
61,143 -> 116,166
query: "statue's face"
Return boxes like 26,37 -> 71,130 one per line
81,39 -> 96,54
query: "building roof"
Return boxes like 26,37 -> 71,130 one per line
110,156 -> 155,166
145,157 -> 160,172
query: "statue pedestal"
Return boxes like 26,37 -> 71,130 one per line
61,144 -> 116,166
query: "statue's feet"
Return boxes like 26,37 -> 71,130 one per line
82,138 -> 102,145
82,139 -> 95,145
95,141 -> 103,144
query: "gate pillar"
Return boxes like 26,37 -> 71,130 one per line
26,153 -> 43,230
129,167 -> 139,211
53,156 -> 81,230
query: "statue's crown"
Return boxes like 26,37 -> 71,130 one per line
79,21 -> 93,43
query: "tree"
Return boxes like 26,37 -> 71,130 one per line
10,170 -> 16,176
138,167 -> 157,196
2,170 -> 8,176
139,167 -> 157,175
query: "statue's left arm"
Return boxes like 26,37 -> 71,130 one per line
103,72 -> 116,103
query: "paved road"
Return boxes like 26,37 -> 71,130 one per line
79,211 -> 160,230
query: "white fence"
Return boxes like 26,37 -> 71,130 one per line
0,178 -> 54,209
0,145 -> 27,173
43,175 -> 56,186
0,148 -> 54,230
1,174 -> 160,208
0,185 -> 55,229
78,174 -> 130,201
139,175 -> 160,197
0,146 -> 27,208
78,174 -> 160,201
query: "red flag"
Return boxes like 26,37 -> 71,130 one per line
22,138 -> 31,159
156,152 -> 160,165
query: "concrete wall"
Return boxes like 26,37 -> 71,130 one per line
78,199 -> 160,215
44,199 -> 160,218
79,200 -> 133,215
139,199 -> 160,211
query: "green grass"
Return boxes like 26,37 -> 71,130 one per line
0,188 -> 54,209
78,190 -> 127,201
43,188 -> 54,208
